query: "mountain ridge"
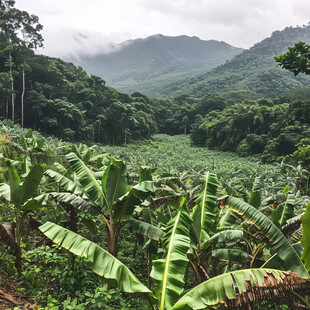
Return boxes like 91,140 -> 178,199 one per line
68,34 -> 243,97
162,25 -> 310,98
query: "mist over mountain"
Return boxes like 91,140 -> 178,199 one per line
67,34 -> 243,97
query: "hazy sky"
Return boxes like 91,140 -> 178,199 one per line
14,0 -> 310,58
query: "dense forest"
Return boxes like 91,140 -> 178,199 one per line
1,1 -> 310,309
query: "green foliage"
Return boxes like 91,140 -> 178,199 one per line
220,196 -> 309,279
0,128 -> 309,309
164,25 -> 310,98
190,101 -> 310,163
287,138 -> 310,171
21,246 -> 131,309
275,41 -> 310,76
39,222 -> 150,293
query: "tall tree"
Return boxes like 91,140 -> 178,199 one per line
0,0 -> 43,124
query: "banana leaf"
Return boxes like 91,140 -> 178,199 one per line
171,269 -> 310,309
19,164 -> 45,205
191,172 -> 218,250
112,181 -> 155,220
211,249 -> 250,263
126,219 -> 164,241
139,166 -> 153,182
220,196 -> 309,279
208,229 -> 244,248
102,159 -> 127,212
279,194 -> 295,226
151,198 -> 191,310
218,209 -> 239,228
6,159 -> 21,205
39,221 -> 150,294
248,176 -> 262,208
66,152 -> 104,208
45,169 -> 85,197
261,194 -> 286,207
21,192 -> 99,215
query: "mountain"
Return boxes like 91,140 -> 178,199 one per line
68,34 -> 243,97
162,25 -> 310,98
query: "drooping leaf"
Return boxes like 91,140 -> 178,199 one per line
126,219 -> 164,241
20,193 -> 50,211
66,152 -> 104,208
19,164 -> 45,205
282,216 -> 301,238
279,194 -> 295,226
45,169 -> 85,197
82,149 -> 92,164
151,198 -> 191,310
261,194 -> 286,207
191,172 -> 218,250
218,209 -> 239,228
208,230 -> 244,248
211,249 -> 250,264
248,176 -> 262,208
21,192 -> 99,215
39,222 -> 150,294
6,159 -> 21,205
112,181 -> 155,220
220,196 -> 309,279
139,166 -> 153,182
171,269 -> 310,309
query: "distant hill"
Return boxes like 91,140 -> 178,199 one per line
68,34 -> 243,97
162,25 -> 310,98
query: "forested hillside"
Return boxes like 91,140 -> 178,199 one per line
69,34 -> 243,97
0,46 -> 157,144
162,24 -> 310,98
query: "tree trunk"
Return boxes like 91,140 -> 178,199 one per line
66,205 -> 78,233
5,99 -> 8,120
107,221 -> 121,257
21,65 -> 25,127
148,253 -> 152,289
9,52 -> 14,123
14,212 -> 23,276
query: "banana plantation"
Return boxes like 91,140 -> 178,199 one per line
1,120 -> 310,309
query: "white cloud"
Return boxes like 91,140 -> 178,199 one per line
14,0 -> 310,58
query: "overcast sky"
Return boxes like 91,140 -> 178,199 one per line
14,0 -> 310,59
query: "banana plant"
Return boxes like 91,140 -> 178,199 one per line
0,158 -> 45,274
40,152 -> 155,257
218,196 -> 309,279
40,198 -> 310,309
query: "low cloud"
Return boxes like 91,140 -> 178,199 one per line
16,0 -> 310,58
37,27 -> 122,59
